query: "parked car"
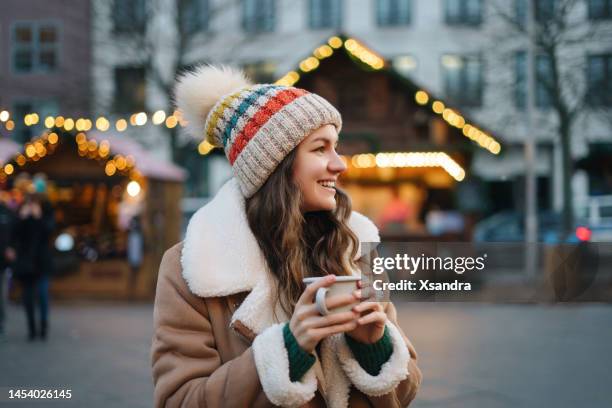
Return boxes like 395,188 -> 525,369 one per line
472,211 -> 592,243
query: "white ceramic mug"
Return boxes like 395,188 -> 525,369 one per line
302,275 -> 360,315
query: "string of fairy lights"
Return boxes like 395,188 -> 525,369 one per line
0,35 -> 499,182
0,109 -> 183,134
0,128 -> 142,183
345,152 -> 465,182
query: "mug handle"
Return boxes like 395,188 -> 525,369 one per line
315,287 -> 330,316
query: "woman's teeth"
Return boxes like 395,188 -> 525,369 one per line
318,181 -> 335,188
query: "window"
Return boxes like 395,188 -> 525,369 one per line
179,0 -> 209,34
444,0 -> 483,25
113,0 -> 146,33
309,0 -> 342,29
515,0 -> 527,27
515,51 -> 553,109
515,51 -> 527,109
392,55 -> 417,76
242,0 -> 275,33
114,67 -> 146,113
587,54 -> 612,106
515,0 -> 556,25
535,54 -> 552,108
535,0 -> 555,22
242,61 -> 277,83
376,0 -> 411,27
11,22 -> 59,74
441,54 -> 483,107
589,0 -> 612,20
12,100 -> 59,144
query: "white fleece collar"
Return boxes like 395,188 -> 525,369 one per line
181,177 -> 380,333
180,178 -> 408,408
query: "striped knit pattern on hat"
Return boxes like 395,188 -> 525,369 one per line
204,84 -> 343,198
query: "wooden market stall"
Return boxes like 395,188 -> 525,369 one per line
2,129 -> 185,301
278,34 -> 503,239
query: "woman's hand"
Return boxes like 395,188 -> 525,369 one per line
289,275 -> 360,353
345,300 -> 386,344
345,281 -> 386,344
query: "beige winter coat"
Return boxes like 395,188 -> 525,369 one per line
151,178 -> 422,407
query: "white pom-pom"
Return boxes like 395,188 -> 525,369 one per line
174,64 -> 252,145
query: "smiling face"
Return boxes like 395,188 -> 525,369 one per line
292,124 -> 347,212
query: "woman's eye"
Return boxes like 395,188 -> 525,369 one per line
315,146 -> 325,153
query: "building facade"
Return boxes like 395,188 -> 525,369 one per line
0,0 -> 92,144
91,0 -> 612,214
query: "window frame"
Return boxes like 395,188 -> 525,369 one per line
535,54 -> 553,108
586,53 -> 612,107
514,50 -> 555,110
113,66 -> 147,114
444,0 -> 483,26
515,50 -> 527,109
534,0 -> 555,23
441,53 -> 484,107
113,0 -> 147,34
588,0 -> 612,20
179,0 -> 210,35
242,0 -> 276,33
10,20 -> 61,75
308,0 -> 343,29
375,0 -> 412,27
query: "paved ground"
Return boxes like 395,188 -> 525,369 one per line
0,299 -> 611,407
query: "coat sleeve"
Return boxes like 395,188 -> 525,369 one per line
151,244 -> 317,408
337,249 -> 422,407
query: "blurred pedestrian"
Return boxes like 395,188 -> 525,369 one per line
0,190 -> 16,342
126,216 -> 144,300
10,173 -> 55,341
378,185 -> 413,233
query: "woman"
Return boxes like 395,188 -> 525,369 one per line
151,65 -> 421,407
10,173 -> 55,341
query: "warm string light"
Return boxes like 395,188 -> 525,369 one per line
73,132 -> 137,176
414,90 -> 501,155
0,128 -> 142,182
0,131 -> 60,178
276,36 -> 383,87
0,110 -> 183,134
343,38 -> 385,70
345,152 -> 466,182
198,140 -> 215,156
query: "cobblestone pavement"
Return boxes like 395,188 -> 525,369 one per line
1,299 -> 610,407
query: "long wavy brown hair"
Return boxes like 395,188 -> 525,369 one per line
245,148 -> 359,317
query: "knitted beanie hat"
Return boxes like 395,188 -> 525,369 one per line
174,65 -> 342,198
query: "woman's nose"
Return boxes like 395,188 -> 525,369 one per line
329,151 -> 347,173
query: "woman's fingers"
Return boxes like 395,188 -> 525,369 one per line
311,320 -> 358,339
324,292 -> 360,311
356,311 -> 387,326
352,301 -> 383,314
304,310 -> 358,329
297,275 -> 336,306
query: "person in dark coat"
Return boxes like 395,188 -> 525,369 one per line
0,190 -> 16,341
11,174 -> 55,341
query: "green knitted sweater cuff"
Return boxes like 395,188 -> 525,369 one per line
283,323 -> 316,382
345,326 -> 393,376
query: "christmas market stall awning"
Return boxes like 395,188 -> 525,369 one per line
87,131 -> 187,182
0,129 -> 187,183
0,138 -> 20,167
